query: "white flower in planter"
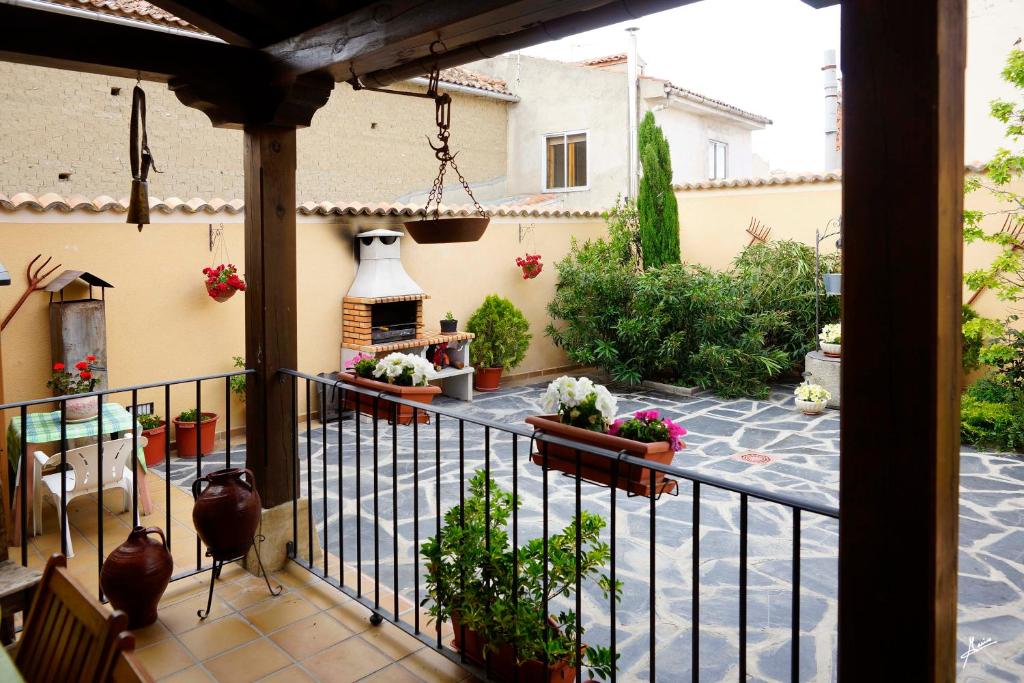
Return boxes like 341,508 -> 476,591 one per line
794,382 -> 831,403
819,323 -> 842,345
541,376 -> 618,431
373,353 -> 436,387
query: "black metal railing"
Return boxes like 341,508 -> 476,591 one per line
0,369 -> 253,602
281,369 -> 840,682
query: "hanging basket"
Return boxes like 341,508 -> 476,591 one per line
210,289 -> 237,303
404,216 -> 489,244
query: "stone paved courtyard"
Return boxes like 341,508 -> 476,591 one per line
159,381 -> 1024,682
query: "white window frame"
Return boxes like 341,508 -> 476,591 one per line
541,130 -> 590,192
708,139 -> 729,180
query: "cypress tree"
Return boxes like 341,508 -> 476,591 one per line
637,111 -> 681,268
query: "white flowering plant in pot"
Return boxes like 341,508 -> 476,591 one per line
794,382 -> 831,415
819,322 -> 842,357
540,376 -> 618,432
372,352 -> 437,387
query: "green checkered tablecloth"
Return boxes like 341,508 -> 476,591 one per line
6,402 -> 146,473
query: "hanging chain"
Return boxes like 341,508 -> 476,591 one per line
422,67 -> 487,220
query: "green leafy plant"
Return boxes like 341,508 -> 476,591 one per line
637,112 -> 680,268
467,295 -> 531,370
137,413 -> 163,430
961,392 -> 1024,451
229,356 -> 246,401
421,471 -> 619,679
444,311 -> 455,321
177,408 -> 214,423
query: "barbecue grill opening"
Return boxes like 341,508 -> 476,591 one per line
371,301 -> 419,343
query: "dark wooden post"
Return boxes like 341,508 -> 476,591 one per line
243,125 -> 298,509
839,0 -> 965,679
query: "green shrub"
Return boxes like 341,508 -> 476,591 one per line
138,413 -> 163,430
960,393 -> 1024,451
177,409 -> 214,423
467,295 -> 531,370
966,374 -> 1020,403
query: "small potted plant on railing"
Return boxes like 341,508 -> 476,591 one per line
526,377 -> 686,496
173,408 -> 218,457
819,322 -> 841,357
339,352 -> 440,425
203,263 -> 246,302
440,311 -> 458,334
138,413 -> 167,466
794,383 -> 831,415
422,470 -> 620,682
516,253 -> 543,279
47,354 -> 101,421
467,294 -> 531,392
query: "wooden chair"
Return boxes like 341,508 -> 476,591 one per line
32,437 -> 144,558
109,640 -> 155,683
0,477 -> 41,645
15,554 -> 135,682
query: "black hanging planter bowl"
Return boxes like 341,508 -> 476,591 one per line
404,216 -> 489,244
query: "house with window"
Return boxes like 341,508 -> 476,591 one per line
470,52 -> 771,208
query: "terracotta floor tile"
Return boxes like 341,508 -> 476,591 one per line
204,639 -> 292,683
179,615 -> 261,661
301,636 -> 391,683
360,621 -> 423,660
269,613 -> 353,660
219,574 -> 289,611
160,576 -> 208,605
158,664 -> 216,682
255,665 -> 316,683
135,638 -> 195,679
242,593 -> 318,634
325,600 -> 374,635
159,592 -> 231,634
362,663 -> 421,683
298,582 -> 351,610
129,620 -> 172,649
399,647 -> 476,683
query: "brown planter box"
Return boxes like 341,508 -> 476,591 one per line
451,615 -> 579,683
173,412 -> 218,457
526,415 -> 681,497
338,373 -> 441,425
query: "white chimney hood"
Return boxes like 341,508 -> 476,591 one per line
347,229 -> 424,299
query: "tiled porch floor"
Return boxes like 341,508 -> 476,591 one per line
15,462 -> 475,683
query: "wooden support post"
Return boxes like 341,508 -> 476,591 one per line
839,0 -> 965,679
243,126 -> 298,509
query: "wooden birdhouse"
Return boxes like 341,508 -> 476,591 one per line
46,270 -> 113,390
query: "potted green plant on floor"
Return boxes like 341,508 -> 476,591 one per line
466,294 -> 531,391
422,470 -> 619,682
173,408 -> 218,457
138,413 -> 167,466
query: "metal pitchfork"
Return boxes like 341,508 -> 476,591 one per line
0,255 -> 61,331
967,215 -> 1024,306
746,217 -> 772,246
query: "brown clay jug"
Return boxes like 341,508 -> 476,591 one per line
100,526 -> 173,628
192,467 -> 261,561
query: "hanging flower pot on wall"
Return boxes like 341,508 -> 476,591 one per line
516,253 -> 543,279
203,264 -> 246,302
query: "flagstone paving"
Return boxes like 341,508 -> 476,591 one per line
160,381 -> 1024,682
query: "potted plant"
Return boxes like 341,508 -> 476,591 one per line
203,263 -> 246,302
440,311 -> 458,334
173,408 -> 218,457
516,253 -> 543,279
422,470 -> 619,682
819,322 -> 841,357
47,354 -> 101,421
467,294 -> 531,392
526,377 -> 685,496
794,383 -> 831,415
138,413 -> 167,466
339,352 -> 440,425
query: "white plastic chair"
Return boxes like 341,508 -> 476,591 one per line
32,436 -> 145,558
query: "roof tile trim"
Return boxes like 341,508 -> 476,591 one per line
0,193 -> 602,218
676,164 -> 987,191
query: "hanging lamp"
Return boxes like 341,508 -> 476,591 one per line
350,60 -> 490,244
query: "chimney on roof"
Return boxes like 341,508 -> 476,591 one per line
823,49 -> 841,171
626,27 -> 640,199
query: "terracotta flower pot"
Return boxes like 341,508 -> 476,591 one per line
191,467 -> 261,561
173,412 -> 218,457
100,526 -> 173,628
474,367 -> 503,392
142,421 -> 167,466
451,615 -> 580,683
526,415 -> 682,496
66,395 -> 99,422
338,373 -> 440,425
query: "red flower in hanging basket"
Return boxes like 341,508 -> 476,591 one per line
204,263 -> 246,302
515,253 -> 543,280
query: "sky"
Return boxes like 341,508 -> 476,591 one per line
521,0 -> 841,174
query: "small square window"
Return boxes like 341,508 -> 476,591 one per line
708,140 -> 728,180
545,132 -> 587,190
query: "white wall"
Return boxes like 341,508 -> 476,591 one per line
965,0 -> 1024,163
651,105 -> 757,183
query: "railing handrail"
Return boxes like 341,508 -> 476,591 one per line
280,368 -> 840,519
0,368 -> 255,412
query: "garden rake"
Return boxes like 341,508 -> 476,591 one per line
746,217 -> 772,246
967,215 -> 1024,306
0,254 -> 61,331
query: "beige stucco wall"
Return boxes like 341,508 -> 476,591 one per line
0,63 -> 509,203
676,174 -> 1023,323
0,214 -> 604,422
